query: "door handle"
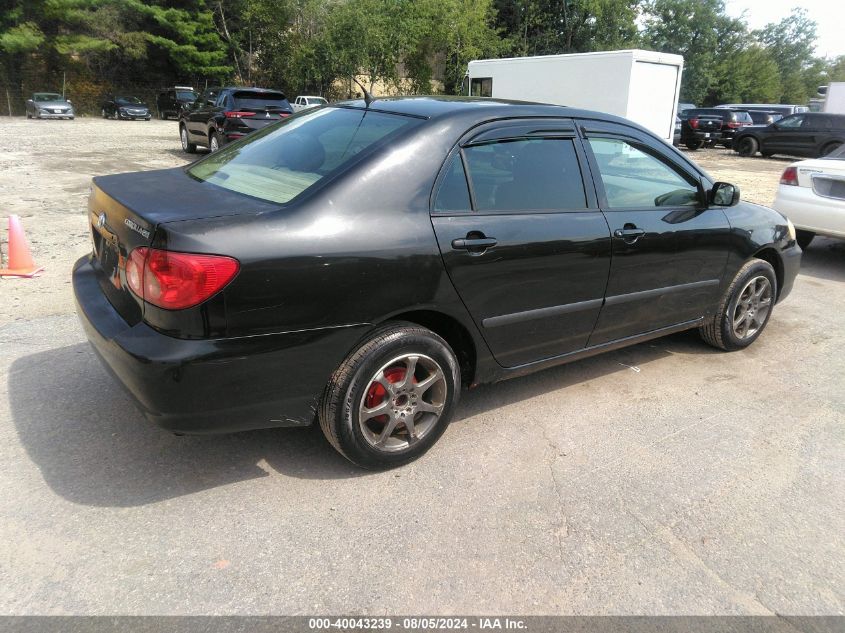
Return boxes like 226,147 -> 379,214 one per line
451,236 -> 497,252
613,227 -> 645,242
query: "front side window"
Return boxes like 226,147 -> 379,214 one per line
188,107 -> 423,204
470,78 -> 492,97
777,115 -> 804,128
463,138 -> 587,211
587,138 -> 699,208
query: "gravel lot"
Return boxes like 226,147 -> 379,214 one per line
0,117 -> 843,615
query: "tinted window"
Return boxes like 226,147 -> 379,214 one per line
463,138 -> 587,211
232,91 -> 289,110
587,138 -> 699,208
777,115 -> 804,128
188,107 -> 423,204
434,156 -> 471,212
176,90 -> 197,101
470,78 -> 492,97
735,111 -> 753,123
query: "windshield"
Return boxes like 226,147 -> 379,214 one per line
116,96 -> 143,105
34,93 -> 62,102
176,90 -> 198,101
187,107 -> 423,204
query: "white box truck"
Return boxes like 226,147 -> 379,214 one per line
822,82 -> 845,114
466,49 -> 684,143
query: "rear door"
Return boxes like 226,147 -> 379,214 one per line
430,119 -> 612,368
187,88 -> 219,140
580,121 -> 731,345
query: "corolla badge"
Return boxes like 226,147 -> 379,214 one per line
97,213 -> 106,228
124,217 -> 151,239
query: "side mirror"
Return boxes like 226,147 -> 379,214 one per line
66,99 -> 72,104
206,98 -> 215,106
710,182 -> 740,207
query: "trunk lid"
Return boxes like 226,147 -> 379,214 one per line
691,116 -> 722,133
88,167 -> 279,322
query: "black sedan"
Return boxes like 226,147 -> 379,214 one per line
101,95 -> 151,120
74,97 -> 801,468
179,86 -> 293,153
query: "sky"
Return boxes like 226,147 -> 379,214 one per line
724,0 -> 845,58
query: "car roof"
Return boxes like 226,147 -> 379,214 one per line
221,86 -> 285,93
331,95 -> 643,128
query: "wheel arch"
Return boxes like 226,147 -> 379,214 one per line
379,309 -> 478,387
752,246 -> 784,300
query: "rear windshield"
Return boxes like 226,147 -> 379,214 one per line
232,91 -> 289,110
187,107 -> 423,204
687,109 -> 725,117
176,90 -> 198,101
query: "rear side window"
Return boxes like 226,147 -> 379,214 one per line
462,138 -> 587,211
434,156 -> 471,212
188,107 -> 423,204
587,138 -> 699,208
736,112 -> 753,123
470,78 -> 492,97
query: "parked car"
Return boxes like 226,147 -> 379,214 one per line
25,92 -> 74,119
292,95 -> 328,112
747,110 -> 783,126
678,110 -> 723,149
682,108 -> 753,148
733,112 -> 845,158
179,86 -> 293,153
673,116 -> 681,146
717,103 -> 809,116
74,97 -> 800,468
156,86 -> 199,120
101,95 -> 151,120
773,144 -> 845,248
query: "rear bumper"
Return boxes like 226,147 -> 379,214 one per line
773,184 -> 845,239
73,255 -> 367,434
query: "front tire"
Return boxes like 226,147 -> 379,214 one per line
209,131 -> 221,152
796,230 -> 814,250
319,323 -> 461,469
180,125 -> 197,153
737,136 -> 758,157
699,258 -> 777,351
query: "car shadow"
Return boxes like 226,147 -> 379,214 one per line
10,331 -> 708,508
797,237 -> 845,283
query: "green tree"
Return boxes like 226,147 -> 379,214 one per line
754,9 -> 819,103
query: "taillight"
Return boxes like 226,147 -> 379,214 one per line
726,122 -> 741,128
689,118 -> 699,129
125,247 -> 239,310
224,111 -> 255,119
780,166 -> 799,186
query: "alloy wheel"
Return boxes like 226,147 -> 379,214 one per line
732,275 -> 772,340
358,354 -> 447,452
210,135 -> 219,152
180,128 -> 188,151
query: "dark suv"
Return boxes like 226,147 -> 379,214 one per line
179,86 -> 293,153
681,109 -> 753,149
733,112 -> 845,158
156,87 -> 198,120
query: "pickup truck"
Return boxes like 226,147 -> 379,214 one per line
292,95 -> 328,112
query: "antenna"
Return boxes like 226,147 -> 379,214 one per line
352,77 -> 375,107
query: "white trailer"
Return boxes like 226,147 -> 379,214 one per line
466,49 -> 684,143
822,82 -> 845,114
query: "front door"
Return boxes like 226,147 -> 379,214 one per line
431,120 -> 611,368
580,123 -> 731,345
761,114 -> 810,155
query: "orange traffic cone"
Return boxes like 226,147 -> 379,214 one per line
0,215 -> 44,278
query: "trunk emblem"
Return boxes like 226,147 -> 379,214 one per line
97,213 -> 106,228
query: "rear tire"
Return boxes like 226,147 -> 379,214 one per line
319,323 -> 461,469
737,136 -> 758,157
699,258 -> 777,352
821,141 -> 842,157
180,125 -> 197,154
685,140 -> 703,150
796,230 -> 814,250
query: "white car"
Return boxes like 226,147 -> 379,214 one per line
292,95 -> 328,112
773,144 -> 845,249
